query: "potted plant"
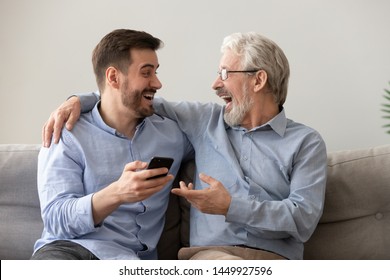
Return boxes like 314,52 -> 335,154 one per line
382,82 -> 390,134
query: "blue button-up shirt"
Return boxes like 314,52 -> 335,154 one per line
34,103 -> 194,259
153,97 -> 327,260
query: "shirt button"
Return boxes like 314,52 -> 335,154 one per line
249,195 -> 256,200
242,156 -> 248,161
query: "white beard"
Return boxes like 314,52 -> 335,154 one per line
224,84 -> 253,127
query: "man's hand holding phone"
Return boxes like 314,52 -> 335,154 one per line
118,157 -> 174,202
91,159 -> 174,224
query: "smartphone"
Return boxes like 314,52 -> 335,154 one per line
146,156 -> 174,179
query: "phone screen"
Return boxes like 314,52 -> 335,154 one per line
146,157 -> 174,179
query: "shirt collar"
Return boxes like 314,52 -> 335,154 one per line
227,107 -> 287,137
91,101 -> 146,138
266,108 -> 287,137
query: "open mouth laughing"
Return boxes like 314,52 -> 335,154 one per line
142,89 -> 156,103
143,92 -> 155,101
217,91 -> 233,110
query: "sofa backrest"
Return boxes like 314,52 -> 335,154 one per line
304,144 -> 390,259
0,144 -> 43,260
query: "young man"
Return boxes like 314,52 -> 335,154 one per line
42,32 -> 327,260
32,29 -> 193,260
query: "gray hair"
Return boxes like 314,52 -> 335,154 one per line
221,32 -> 290,106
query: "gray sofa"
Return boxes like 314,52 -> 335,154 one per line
1,144 -> 389,260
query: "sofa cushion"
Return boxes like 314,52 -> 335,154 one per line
157,160 -> 193,259
0,144 -> 43,260
304,144 -> 390,259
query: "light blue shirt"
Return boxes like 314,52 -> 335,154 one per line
79,93 -> 327,260
34,102 -> 194,260
153,98 -> 327,260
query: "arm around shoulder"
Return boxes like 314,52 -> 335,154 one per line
42,92 -> 100,147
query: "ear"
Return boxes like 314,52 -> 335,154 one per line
105,66 -> 120,90
254,70 -> 267,92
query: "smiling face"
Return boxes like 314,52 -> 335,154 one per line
120,48 -> 162,118
212,50 -> 254,127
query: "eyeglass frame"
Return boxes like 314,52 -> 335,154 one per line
217,68 -> 261,81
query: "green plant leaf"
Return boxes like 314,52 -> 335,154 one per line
382,82 -> 390,134
384,95 -> 390,101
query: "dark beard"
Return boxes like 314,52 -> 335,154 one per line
121,81 -> 155,118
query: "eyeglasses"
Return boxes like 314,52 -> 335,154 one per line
217,68 -> 261,81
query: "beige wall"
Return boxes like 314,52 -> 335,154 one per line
1,0 -> 389,151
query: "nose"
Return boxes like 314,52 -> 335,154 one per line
152,74 -> 162,90
211,75 -> 222,90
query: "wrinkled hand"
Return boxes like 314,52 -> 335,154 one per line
171,173 -> 231,216
92,161 -> 174,224
42,96 -> 81,147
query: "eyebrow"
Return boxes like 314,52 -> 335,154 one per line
140,63 -> 159,70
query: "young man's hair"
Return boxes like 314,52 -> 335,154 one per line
92,29 -> 163,92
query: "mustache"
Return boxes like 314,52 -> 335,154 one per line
215,88 -> 232,99
215,88 -> 228,95
143,88 -> 157,94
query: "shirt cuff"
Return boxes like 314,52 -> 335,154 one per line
76,193 -> 97,232
226,196 -> 251,224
